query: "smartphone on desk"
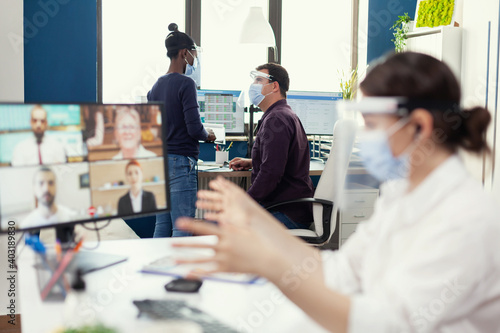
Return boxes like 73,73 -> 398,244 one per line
165,277 -> 203,293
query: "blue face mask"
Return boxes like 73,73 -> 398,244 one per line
248,83 -> 272,106
358,118 -> 412,182
184,51 -> 200,87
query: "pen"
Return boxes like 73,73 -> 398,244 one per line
216,144 -> 219,151
40,248 -> 76,300
225,142 -> 233,152
55,240 -> 62,262
73,237 -> 84,252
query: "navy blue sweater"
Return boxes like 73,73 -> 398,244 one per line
147,73 -> 208,159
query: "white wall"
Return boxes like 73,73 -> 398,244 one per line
460,0 -> 500,203
0,0 -> 23,318
0,0 -> 24,102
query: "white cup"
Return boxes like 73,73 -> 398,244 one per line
215,151 -> 229,165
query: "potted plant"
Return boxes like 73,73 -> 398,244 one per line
338,68 -> 358,100
390,12 -> 412,53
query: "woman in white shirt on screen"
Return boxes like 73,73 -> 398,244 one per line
173,52 -> 500,333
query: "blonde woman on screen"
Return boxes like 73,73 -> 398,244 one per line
113,107 -> 156,160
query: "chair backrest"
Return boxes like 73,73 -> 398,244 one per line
312,119 -> 357,238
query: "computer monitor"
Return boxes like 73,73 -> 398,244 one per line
197,89 -> 245,135
286,91 -> 343,136
0,103 -> 170,234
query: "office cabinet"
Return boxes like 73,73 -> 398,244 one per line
405,26 -> 462,80
339,183 -> 379,247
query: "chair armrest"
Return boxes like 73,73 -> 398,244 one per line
265,197 -> 333,211
266,198 -> 335,245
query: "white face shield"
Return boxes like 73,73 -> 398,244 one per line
237,70 -> 276,108
336,97 -> 411,117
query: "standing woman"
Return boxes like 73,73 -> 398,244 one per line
148,23 -> 215,237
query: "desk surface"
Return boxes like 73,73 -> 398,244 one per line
198,160 -> 366,177
19,237 -> 327,333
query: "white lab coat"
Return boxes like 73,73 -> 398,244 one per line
322,155 -> 500,333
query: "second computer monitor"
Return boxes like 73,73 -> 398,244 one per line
197,90 -> 244,135
287,91 -> 343,136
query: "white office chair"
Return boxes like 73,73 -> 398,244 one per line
266,119 -> 357,245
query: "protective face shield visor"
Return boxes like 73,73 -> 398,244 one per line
249,70 -> 274,84
186,46 -> 202,67
336,97 -> 411,119
238,70 -> 275,108
337,96 -> 460,119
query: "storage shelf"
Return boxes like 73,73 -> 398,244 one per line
93,180 -> 165,191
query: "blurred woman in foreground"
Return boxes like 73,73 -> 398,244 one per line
175,52 -> 500,332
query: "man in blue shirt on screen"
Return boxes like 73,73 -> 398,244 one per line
229,63 -> 313,229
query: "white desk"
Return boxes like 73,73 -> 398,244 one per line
19,237 -> 327,333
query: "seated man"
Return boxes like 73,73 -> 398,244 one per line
229,63 -> 313,229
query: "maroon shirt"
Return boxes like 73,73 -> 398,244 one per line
248,99 -> 314,224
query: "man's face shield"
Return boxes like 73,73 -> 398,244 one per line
237,70 -> 275,108
250,70 -> 274,85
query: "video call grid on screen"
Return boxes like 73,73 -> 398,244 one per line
287,91 -> 344,136
0,103 -> 170,232
197,89 -> 245,135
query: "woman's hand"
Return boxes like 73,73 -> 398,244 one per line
173,218 -> 288,281
175,177 -> 321,282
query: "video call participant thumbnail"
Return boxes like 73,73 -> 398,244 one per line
113,107 -> 156,160
11,105 -> 67,166
21,167 -> 76,229
117,159 -> 157,215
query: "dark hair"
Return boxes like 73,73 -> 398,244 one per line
33,166 -> 55,183
255,63 -> 290,98
165,23 -> 196,59
360,52 -> 490,154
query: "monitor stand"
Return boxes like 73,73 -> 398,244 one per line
56,225 -> 128,275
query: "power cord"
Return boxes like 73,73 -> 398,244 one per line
80,220 -> 112,250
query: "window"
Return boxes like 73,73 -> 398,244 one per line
200,0 -> 269,91
102,0 -> 185,103
281,1 -> 352,93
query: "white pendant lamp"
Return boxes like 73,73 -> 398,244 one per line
239,7 -> 276,46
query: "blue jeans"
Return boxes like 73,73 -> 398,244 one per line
154,154 -> 197,237
270,211 -> 304,230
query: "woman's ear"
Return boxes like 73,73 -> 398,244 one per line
410,108 -> 433,140
178,49 -> 188,61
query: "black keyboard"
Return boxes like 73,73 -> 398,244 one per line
133,299 -> 239,333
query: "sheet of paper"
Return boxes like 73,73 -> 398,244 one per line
203,123 -> 225,145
